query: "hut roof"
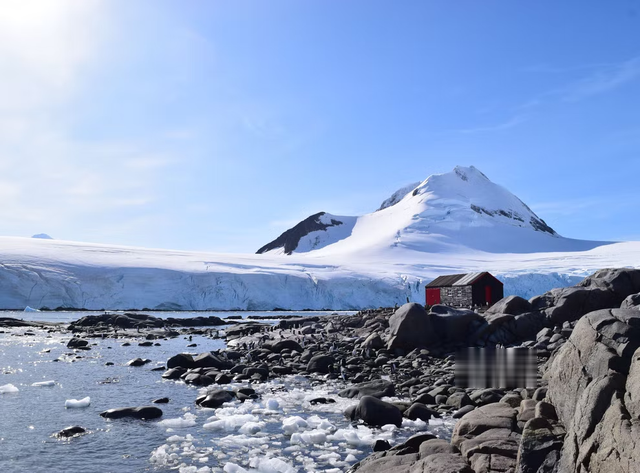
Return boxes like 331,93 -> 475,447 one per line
426,272 -> 495,288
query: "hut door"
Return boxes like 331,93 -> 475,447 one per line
426,288 -> 441,306
485,285 -> 492,304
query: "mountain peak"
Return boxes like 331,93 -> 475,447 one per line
257,165 -> 580,255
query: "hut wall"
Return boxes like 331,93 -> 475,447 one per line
471,273 -> 504,306
440,285 -> 473,307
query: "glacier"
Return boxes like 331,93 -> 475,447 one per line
1,165 -> 638,310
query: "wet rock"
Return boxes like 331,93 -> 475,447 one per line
126,358 -> 151,367
100,406 -> 163,420
193,352 -> 228,369
372,439 -> 391,452
55,426 -> 86,438
196,390 -> 236,408
66,338 -> 89,349
309,397 -> 336,405
405,403 -> 437,422
350,395 -> 402,427
166,353 -> 195,369
152,397 -> 169,404
162,367 -> 187,380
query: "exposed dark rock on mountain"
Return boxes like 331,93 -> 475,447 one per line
256,211 -> 346,255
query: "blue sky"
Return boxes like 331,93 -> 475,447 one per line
1,0 -> 639,252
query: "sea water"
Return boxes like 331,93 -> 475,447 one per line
0,311 -> 454,472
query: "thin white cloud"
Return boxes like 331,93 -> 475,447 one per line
562,56 -> 640,102
451,114 -> 527,135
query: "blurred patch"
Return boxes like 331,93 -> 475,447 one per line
455,348 -> 538,389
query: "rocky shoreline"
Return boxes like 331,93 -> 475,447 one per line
5,267 -> 640,472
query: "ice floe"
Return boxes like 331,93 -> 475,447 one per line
31,380 -> 55,387
159,413 -> 197,429
0,383 -> 19,394
65,397 -> 90,408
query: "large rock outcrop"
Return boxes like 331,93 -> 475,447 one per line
544,308 -> 640,473
387,303 -> 436,351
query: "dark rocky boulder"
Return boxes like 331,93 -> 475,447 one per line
486,295 -> 533,316
193,352 -> 229,370
100,406 -> 163,420
67,338 -> 89,349
162,367 -> 187,380
54,426 -> 86,438
270,339 -> 303,353
196,390 -> 236,408
126,358 -> 151,367
386,303 -> 436,351
350,395 -> 402,427
404,403 -> 437,422
430,305 -> 485,344
306,354 -> 335,374
166,353 -> 195,369
338,379 -> 395,399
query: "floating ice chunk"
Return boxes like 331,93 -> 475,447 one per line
159,413 -> 197,428
266,399 -> 279,410
290,429 -> 327,445
65,396 -> 90,408
282,416 -> 308,435
178,466 -> 211,473
203,414 -> 258,431
402,417 -> 428,429
249,456 -> 298,473
238,421 -> 265,435
24,306 -> 40,312
224,463 -> 248,473
219,434 -> 265,447
0,384 -> 19,394
32,380 -> 55,387
345,454 -> 357,462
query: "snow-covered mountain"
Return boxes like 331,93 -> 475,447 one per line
0,165 -> 637,311
258,166 -> 604,255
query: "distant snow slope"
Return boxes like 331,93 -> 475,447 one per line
0,165 -> 636,311
0,236 -> 638,311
